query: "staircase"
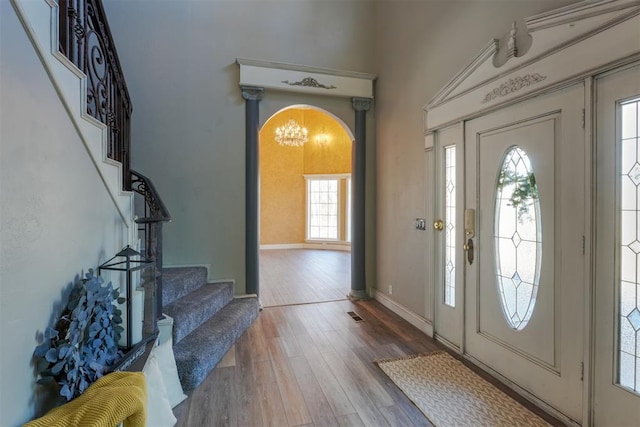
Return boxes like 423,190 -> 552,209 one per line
12,0 -> 259,395
162,267 -> 259,392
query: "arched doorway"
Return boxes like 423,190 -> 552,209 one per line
237,60 -> 374,305
258,105 -> 354,307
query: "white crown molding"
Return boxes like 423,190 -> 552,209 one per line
525,0 -> 639,31
424,0 -> 640,131
236,57 -> 376,99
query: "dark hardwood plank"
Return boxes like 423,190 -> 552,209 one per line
379,404 -> 422,427
306,324 -> 338,354
247,317 -> 271,362
290,355 -> 340,426
295,332 -> 358,417
267,337 -> 313,426
259,306 -> 281,339
269,307 -> 305,357
351,345 -> 433,427
191,366 -> 236,426
255,359 -> 288,427
234,332 -> 263,427
321,337 -> 395,409
173,299 -> 563,427
321,350 -> 392,426
335,413 -> 366,427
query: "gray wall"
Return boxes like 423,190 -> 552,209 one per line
103,0 -> 579,306
0,3 -> 129,425
0,1 -> 585,423
373,0 -> 579,316
102,0 -> 376,293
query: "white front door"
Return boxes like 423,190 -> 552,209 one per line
464,84 -> 585,422
594,63 -> 640,426
434,124 -> 464,349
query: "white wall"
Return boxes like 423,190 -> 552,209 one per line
101,0 -> 376,293
373,0 -> 579,317
0,3 -> 129,425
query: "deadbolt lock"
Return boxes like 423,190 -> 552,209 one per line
433,219 -> 444,231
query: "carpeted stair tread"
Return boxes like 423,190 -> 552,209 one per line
162,267 -> 208,306
173,296 -> 259,392
163,281 -> 234,344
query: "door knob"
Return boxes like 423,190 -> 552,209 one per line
433,219 -> 444,231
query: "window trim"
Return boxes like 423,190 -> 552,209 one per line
304,174 -> 351,243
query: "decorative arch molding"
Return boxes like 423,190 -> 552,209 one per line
237,58 -> 376,301
263,104 -> 356,142
424,0 -> 640,131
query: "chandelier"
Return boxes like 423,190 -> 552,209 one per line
275,119 -> 308,147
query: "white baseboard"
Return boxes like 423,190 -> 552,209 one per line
260,244 -> 304,250
373,290 -> 433,337
260,243 -> 351,252
304,242 -> 351,252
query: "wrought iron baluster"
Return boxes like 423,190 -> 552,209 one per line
57,0 -> 132,190
130,170 -> 171,319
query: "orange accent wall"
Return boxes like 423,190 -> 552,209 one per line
260,108 -> 352,245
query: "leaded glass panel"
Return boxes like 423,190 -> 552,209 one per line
444,146 -> 456,307
618,99 -> 640,393
494,146 -> 541,330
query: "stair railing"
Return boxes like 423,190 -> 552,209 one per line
58,0 -> 132,189
130,170 -> 171,319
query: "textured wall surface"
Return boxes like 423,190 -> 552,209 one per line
0,3 -> 128,425
102,0 -> 375,291
260,108 -> 351,245
260,109 -> 306,245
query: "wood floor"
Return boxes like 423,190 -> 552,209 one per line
173,299 -> 563,427
259,249 -> 350,307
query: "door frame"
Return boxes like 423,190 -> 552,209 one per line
432,123 -> 466,351
591,62 -> 640,426
237,58 -> 376,300
422,2 -> 640,424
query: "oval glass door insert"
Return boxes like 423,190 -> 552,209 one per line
494,146 -> 542,330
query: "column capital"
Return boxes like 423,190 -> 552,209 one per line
352,97 -> 372,112
241,86 -> 264,101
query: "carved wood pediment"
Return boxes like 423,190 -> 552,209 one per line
424,0 -> 640,131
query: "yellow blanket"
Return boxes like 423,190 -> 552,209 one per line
24,372 -> 146,427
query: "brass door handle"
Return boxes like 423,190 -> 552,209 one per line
464,238 -> 474,265
433,219 -> 444,231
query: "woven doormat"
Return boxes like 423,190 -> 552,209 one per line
375,351 -> 549,427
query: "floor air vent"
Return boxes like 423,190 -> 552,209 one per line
347,311 -> 364,322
